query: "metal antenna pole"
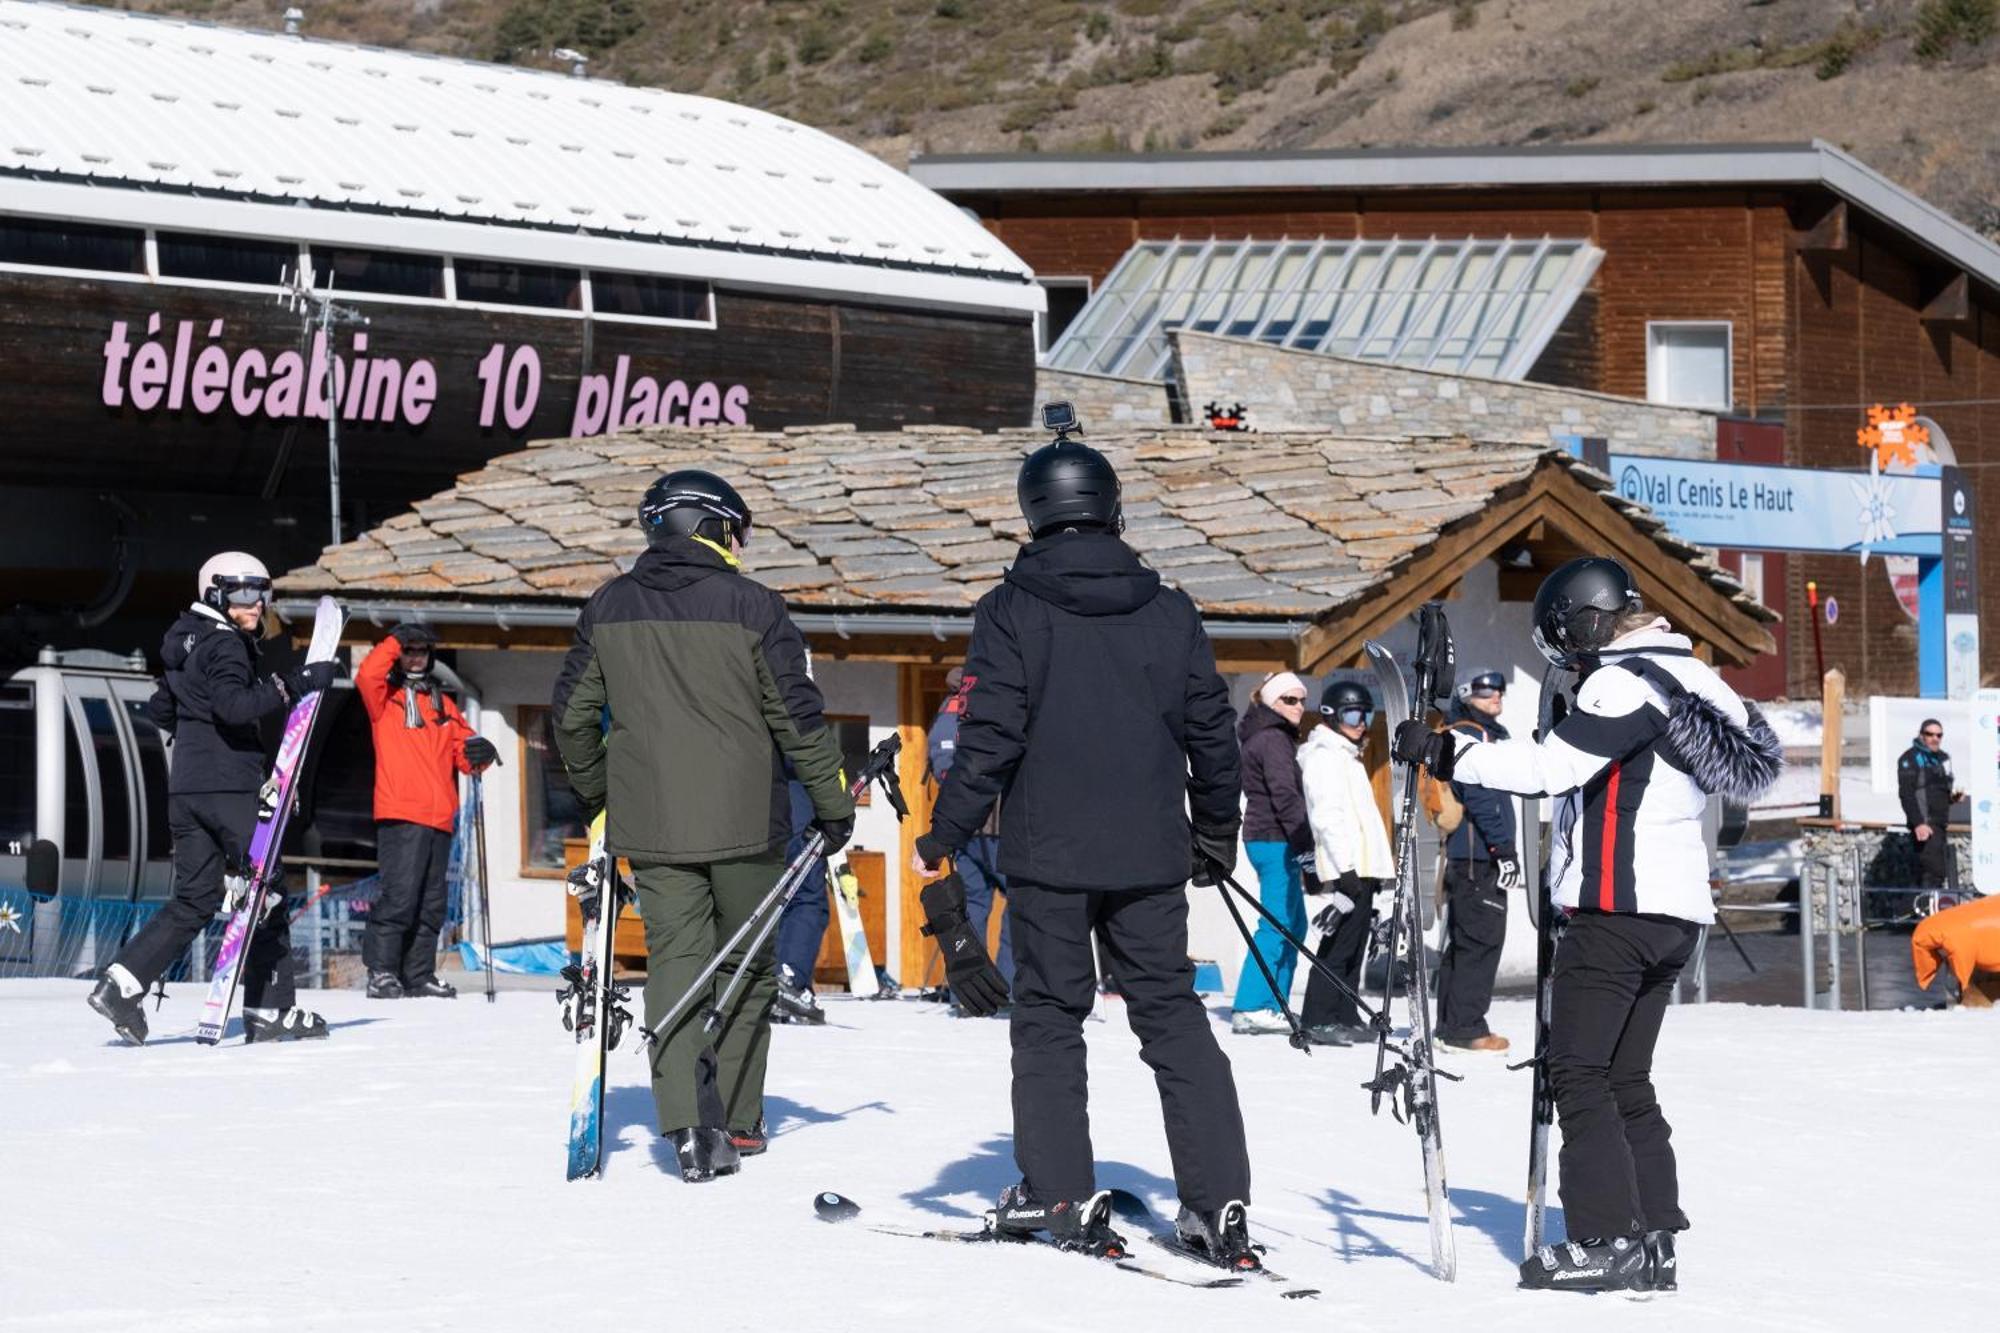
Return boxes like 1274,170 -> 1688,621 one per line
278,265 -> 368,549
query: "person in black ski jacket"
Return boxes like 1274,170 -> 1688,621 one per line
1397,556 -> 1779,1295
1897,721 -> 1960,888
88,552 -> 338,1046
910,419 -> 1260,1271
1229,673 -> 1313,1035
1435,671 -> 1519,1054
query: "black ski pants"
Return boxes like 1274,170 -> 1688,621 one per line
1548,910 -> 1701,1241
1914,827 -> 1952,889
1436,859 -> 1507,1041
1300,879 -> 1383,1030
364,820 -> 454,984
1008,882 -> 1252,1211
113,791 -> 296,1011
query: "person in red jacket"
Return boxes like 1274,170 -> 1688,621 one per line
356,623 -> 496,999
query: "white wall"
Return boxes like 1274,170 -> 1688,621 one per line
453,649 -> 568,945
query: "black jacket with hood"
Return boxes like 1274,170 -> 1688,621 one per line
1238,702 -> 1309,850
152,603 -> 290,795
918,530 -> 1242,891
1443,703 -> 1517,861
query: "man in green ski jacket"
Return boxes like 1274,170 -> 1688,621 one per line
552,469 -> 854,1183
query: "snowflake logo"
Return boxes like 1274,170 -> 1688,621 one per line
0,902 -> 20,935
1856,403 -> 1929,471
1849,453 -> 1899,566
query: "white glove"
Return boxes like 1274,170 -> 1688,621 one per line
1496,856 -> 1522,891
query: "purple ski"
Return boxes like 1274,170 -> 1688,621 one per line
194,596 -> 345,1046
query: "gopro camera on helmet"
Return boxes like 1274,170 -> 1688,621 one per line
1040,399 -> 1079,437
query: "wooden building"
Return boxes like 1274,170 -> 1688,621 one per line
912,143 -> 2000,698
274,423 -> 1772,985
0,2 -> 1038,665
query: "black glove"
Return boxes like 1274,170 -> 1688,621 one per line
284,660 -> 338,700
1313,887 -> 1359,934
464,736 -> 499,769
1190,826 -> 1238,887
913,831 -> 952,871
813,814 -> 855,855
1392,720 -> 1456,781
919,873 -> 1009,1016
1495,854 -> 1521,891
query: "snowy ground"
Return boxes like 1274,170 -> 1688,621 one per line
3,981 -> 1993,1330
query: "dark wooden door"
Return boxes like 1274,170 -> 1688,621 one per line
1715,418 -> 1788,700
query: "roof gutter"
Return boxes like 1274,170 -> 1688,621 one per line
275,597 -> 1309,642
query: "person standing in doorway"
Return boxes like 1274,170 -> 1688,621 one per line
553,470 -> 853,1182
1296,679 -> 1394,1046
1898,719 -> 1961,889
1434,670 -> 1518,1054
88,552 -> 338,1045
1229,672 -> 1314,1035
355,623 -> 498,1000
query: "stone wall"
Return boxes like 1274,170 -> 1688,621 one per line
1172,330 -> 1714,458
1033,366 -> 1174,428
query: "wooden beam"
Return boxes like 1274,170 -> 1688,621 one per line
1922,271 -> 1972,327
1820,669 -> 1845,820
1795,198 -> 1848,254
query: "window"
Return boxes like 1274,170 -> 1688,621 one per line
156,231 -> 298,287
457,260 -> 580,310
122,699 -> 171,863
1736,552 -> 1765,606
0,685 -> 32,849
1035,278 -> 1091,354
826,716 -> 874,807
311,247 -> 445,299
63,707 -> 88,864
520,705 -> 586,874
81,699 -> 130,865
1647,322 -> 1733,410
0,216 -> 145,273
590,271 -> 711,321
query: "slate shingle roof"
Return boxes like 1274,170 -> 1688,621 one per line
280,425 -> 1777,627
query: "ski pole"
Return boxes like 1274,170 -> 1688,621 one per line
1212,870 -> 1314,1052
472,771 -> 497,1003
1208,867 -> 1382,1024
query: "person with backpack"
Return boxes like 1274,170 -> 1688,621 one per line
87,552 -> 339,1045
1229,672 -> 1314,1035
1433,670 -> 1519,1054
1395,556 -> 1780,1294
551,470 -> 854,1182
909,421 -> 1258,1270
928,665 -> 1012,1002
1296,678 -> 1395,1046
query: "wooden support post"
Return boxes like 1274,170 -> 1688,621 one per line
1819,668 -> 1845,821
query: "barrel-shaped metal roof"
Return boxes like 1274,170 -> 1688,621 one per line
0,1 -> 1031,289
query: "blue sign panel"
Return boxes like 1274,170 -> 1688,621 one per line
1605,454 -> 1942,556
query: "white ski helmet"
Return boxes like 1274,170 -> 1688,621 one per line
197,551 -> 273,612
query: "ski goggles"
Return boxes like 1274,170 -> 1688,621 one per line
1332,706 -> 1373,728
218,579 -> 272,607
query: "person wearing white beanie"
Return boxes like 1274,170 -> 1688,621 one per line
1229,671 -> 1315,1035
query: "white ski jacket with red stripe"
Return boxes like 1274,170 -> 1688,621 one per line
1448,626 -> 1741,924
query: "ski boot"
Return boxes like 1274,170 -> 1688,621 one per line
728,1118 -> 768,1157
773,966 -> 826,1025
366,972 -> 404,1000
87,969 -> 149,1046
1174,1200 -> 1263,1272
1638,1230 -> 1677,1293
403,976 -> 459,999
1518,1235 -> 1649,1292
244,1007 -> 330,1043
670,1127 -> 741,1183
989,1185 -> 1127,1257
1302,1023 -> 1353,1047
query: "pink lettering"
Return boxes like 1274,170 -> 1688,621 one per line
689,381 -> 721,426
343,333 -> 370,420
265,350 -> 305,419
190,342 -> 230,414
165,319 -> 194,411
402,360 -> 437,426
230,347 -> 267,417
608,355 -> 630,431
571,373 -> 609,437
361,358 -> 403,423
100,321 -> 131,408
624,376 -> 659,428
660,379 -> 689,426
129,337 -> 168,412
722,384 -> 749,426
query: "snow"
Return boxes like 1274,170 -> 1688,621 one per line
3,980 -> 1993,1329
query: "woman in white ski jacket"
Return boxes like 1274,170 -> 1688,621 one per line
1396,557 -> 1779,1295
1296,679 -> 1395,1044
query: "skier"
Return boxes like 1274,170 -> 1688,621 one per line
87,553 -> 338,1045
1434,670 -> 1518,1054
927,665 -> 1013,1005
551,470 -> 853,1182
1396,556 -> 1764,1293
1229,672 -> 1313,1036
354,623 -> 498,1000
771,774 -> 831,1025
1897,720 -> 1961,889
909,423 -> 1258,1268
1296,678 -> 1394,1046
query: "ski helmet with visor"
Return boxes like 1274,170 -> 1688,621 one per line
197,551 -> 273,612
1532,556 -> 1642,668
1319,679 -> 1374,730
1457,670 -> 1507,701
1017,440 -> 1123,539
639,470 -> 752,549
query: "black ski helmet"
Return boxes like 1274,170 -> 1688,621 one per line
639,469 -> 752,548
1319,679 -> 1374,720
1532,557 -> 1642,667
1017,440 -> 1123,538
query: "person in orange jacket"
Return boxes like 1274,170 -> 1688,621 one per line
356,623 -> 496,999
1912,894 -> 2000,1007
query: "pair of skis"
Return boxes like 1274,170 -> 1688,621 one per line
1519,663 -> 1574,1257
195,596 -> 345,1046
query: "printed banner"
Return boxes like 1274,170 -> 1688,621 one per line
1608,454 -> 1943,556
